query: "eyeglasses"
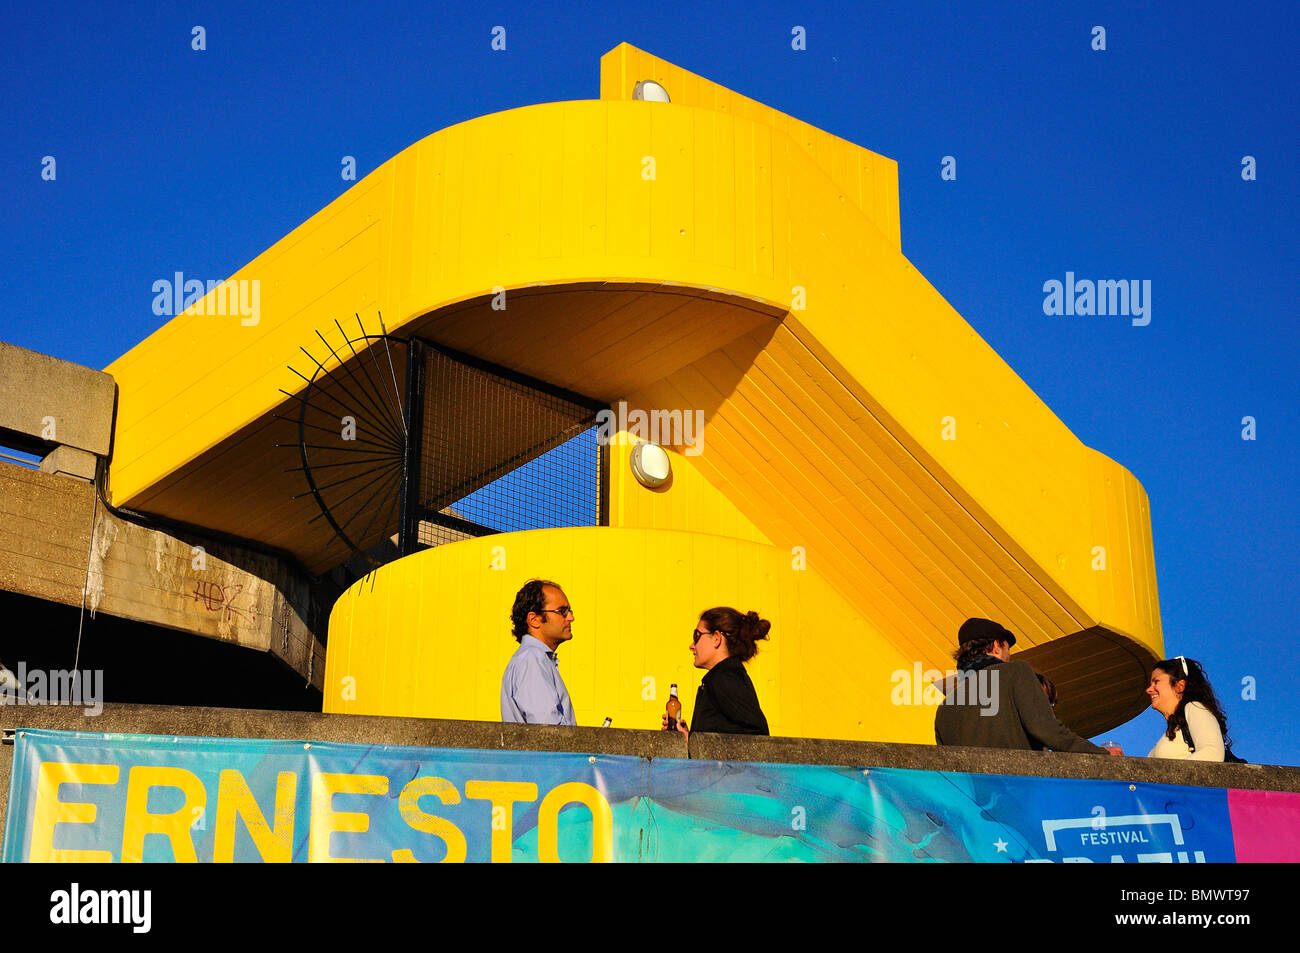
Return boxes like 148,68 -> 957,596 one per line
538,606 -> 573,619
692,628 -> 713,644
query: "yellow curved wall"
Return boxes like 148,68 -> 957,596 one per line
325,527 -> 934,743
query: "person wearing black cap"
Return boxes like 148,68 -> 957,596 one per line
933,618 -> 1122,755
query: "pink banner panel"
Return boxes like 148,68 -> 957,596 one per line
1227,789 -> 1300,862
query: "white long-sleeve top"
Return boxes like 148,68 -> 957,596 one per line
1148,701 -> 1225,761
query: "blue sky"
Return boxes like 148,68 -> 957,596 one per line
2,1 -> 1296,764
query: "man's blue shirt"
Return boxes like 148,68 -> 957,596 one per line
500,635 -> 575,725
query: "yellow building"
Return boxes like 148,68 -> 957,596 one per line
103,44 -> 1162,742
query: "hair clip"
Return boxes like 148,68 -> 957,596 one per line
1176,655 -> 1187,677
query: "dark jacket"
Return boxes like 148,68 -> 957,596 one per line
933,658 -> 1105,754
691,656 -> 769,735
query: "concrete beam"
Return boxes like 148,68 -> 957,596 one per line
0,341 -> 114,457
0,463 -> 325,685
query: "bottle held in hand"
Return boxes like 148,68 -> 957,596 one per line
665,683 -> 682,730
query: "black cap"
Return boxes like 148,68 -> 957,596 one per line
958,617 -> 1016,647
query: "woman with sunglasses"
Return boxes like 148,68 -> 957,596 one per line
1146,656 -> 1230,761
663,607 -> 770,736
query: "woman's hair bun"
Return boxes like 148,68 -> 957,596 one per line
746,611 -> 772,641
700,606 -> 771,661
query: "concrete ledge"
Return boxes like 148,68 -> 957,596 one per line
687,732 -> 1299,792
0,703 -> 688,758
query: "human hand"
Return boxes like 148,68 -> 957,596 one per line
661,713 -> 688,737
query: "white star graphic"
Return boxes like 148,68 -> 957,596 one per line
994,838 -> 1009,853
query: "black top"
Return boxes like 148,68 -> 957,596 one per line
691,656 -> 769,735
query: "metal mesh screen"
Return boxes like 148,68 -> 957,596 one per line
412,344 -> 604,548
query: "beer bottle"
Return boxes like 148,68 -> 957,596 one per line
665,683 -> 682,730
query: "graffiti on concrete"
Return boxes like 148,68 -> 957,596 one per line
191,580 -> 258,625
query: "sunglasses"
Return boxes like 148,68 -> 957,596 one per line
538,606 -> 573,618
692,628 -> 714,644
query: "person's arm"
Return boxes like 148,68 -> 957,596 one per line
704,668 -> 768,734
506,654 -> 567,725
1183,703 -> 1226,761
1009,663 -> 1108,754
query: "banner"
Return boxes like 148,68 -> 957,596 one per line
4,729 -> 1293,862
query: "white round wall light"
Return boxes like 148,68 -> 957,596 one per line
633,80 -> 671,103
629,442 -> 671,488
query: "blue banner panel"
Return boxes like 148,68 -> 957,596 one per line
639,761 -> 1236,862
3,729 -> 1241,862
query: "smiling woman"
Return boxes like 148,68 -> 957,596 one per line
1146,657 -> 1231,762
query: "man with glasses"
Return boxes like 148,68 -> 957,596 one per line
501,578 -> 577,725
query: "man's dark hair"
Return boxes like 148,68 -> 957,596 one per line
1037,672 -> 1058,706
953,637 -> 998,670
510,578 -> 561,643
